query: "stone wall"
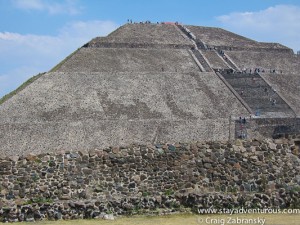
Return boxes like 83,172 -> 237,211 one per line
1,138 -> 300,222
252,118 -> 300,138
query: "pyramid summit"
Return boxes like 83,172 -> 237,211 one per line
0,22 -> 300,157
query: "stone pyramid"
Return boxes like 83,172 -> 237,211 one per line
0,23 -> 299,157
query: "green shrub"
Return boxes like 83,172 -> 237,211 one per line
25,197 -> 53,205
164,188 -> 174,196
142,191 -> 150,197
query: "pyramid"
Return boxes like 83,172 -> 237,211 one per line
0,23 -> 299,157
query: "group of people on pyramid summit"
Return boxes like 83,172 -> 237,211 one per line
127,19 -> 180,25
127,19 -> 156,24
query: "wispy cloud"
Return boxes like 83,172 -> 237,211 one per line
0,20 -> 119,98
217,5 -> 300,52
11,0 -> 82,15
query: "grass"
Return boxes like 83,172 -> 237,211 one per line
26,213 -> 300,225
164,189 -> 174,196
25,197 -> 54,205
0,72 -> 45,105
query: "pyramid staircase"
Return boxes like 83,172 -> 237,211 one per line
176,24 -> 213,72
220,71 -> 295,117
216,50 -> 240,71
191,49 -> 213,72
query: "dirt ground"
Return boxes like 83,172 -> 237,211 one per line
31,213 -> 300,225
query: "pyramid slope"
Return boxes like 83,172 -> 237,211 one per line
227,50 -> 300,74
56,48 -> 199,73
0,23 -> 299,157
260,73 -> 300,117
187,25 -> 291,51
88,23 -> 192,46
0,71 -> 248,156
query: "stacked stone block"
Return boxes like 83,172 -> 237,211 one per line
0,138 -> 300,222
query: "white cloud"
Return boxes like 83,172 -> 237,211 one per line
0,20 -> 119,98
216,5 -> 300,52
11,0 -> 82,15
59,20 -> 119,42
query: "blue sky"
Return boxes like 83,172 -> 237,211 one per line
1,0 -> 300,98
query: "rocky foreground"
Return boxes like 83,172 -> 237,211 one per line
0,136 -> 300,222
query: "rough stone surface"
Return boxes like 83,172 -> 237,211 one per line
0,23 -> 299,156
0,138 -> 300,222
0,24 -> 300,223
0,71 -> 247,157
187,25 -> 291,51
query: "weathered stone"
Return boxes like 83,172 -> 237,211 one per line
112,147 -> 120,154
8,155 -> 19,162
54,212 -> 62,220
25,217 -> 35,222
88,150 -> 98,157
274,139 -> 284,144
203,163 -> 212,169
131,175 -> 141,184
62,188 -> 69,194
140,174 -> 147,181
0,161 -> 12,169
250,156 -> 258,162
233,145 -> 240,152
25,154 -> 38,162
233,162 -> 241,169
267,141 -> 277,151
202,157 -> 213,163
82,168 -> 93,175
59,195 -> 71,200
103,214 -> 114,220
156,148 -> 164,154
128,182 -> 136,189
39,186 -> 48,192
251,141 -> 260,146
0,139 -> 299,222
235,139 -> 243,146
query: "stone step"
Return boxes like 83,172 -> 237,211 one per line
202,50 -> 229,69
222,73 -> 261,79
227,80 -> 269,88
192,50 -> 212,72
220,71 -> 294,116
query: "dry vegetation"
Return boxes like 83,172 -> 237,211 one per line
31,213 -> 300,225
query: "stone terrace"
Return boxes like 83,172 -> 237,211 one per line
226,51 -> 300,74
0,71 -> 248,157
201,50 -> 229,69
88,23 -> 193,47
261,73 -> 300,117
56,48 -> 199,73
186,25 -> 291,51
